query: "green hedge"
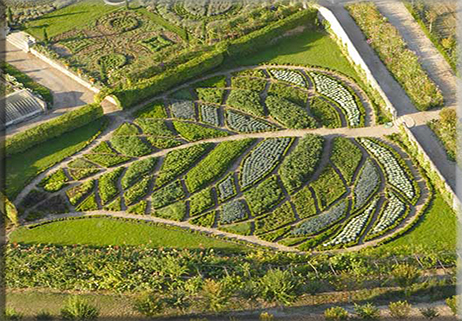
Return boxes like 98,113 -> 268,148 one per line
6,104 -> 103,157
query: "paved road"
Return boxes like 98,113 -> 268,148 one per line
2,41 -> 96,136
319,0 -> 458,192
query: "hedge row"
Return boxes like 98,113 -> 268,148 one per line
110,8 -> 317,109
6,104 -> 103,157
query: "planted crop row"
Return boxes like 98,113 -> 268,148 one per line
225,110 -> 275,133
353,159 -> 380,210
265,95 -> 316,129
292,201 -> 347,236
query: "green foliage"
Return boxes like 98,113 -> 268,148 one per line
218,221 -> 252,236
35,310 -> 53,320
135,7 -> 188,40
152,180 -> 185,209
255,202 -> 296,234
66,180 -> 95,206
134,100 -> 168,119
392,264 -> 421,295
6,104 -> 103,156
196,88 -> 224,104
124,176 -> 151,206
268,82 -> 309,106
231,77 -> 267,91
68,168 -> 100,182
258,269 -> 298,306
324,306 -> 349,320
90,141 -> 115,154
389,300 -> 412,319
195,75 -> 227,88
310,97 -> 342,128
190,211 -> 216,227
103,197 -> 122,212
113,123 -> 140,136
69,158 -> 98,169
4,196 -> 19,226
98,167 -> 124,205
172,121 -> 229,141
330,137 -> 362,184
311,165 -> 346,210
420,307 -> 439,319
189,188 -> 215,217
279,134 -> 324,193
446,296 -> 458,316
140,35 -> 172,53
147,137 -> 182,149
153,201 -> 187,221
133,292 -> 163,317
98,53 -> 126,70
121,158 -> 157,190
156,143 -> 212,187
244,176 -> 283,216
258,226 -> 290,242
226,90 -> 264,116
265,95 -> 316,129
109,136 -> 151,157
39,168 -> 68,192
185,139 -> 254,193
128,201 -> 148,215
170,88 -> 193,100
84,154 -> 131,167
347,2 -> 443,110
354,303 -> 380,320
60,296 -> 99,320
292,186 -> 317,219
201,279 -> 232,312
428,108 -> 456,161
4,308 -> 23,320
75,193 -> 98,212
134,119 -> 174,136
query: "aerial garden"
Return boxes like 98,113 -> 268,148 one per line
3,0 -> 457,319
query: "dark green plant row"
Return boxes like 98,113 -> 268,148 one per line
6,104 -> 104,157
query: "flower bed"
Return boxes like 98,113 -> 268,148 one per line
134,100 -> 168,119
121,158 -> 157,190
353,159 -> 380,210
217,173 -> 237,202
156,143 -> 212,188
368,192 -> 407,238
90,141 -> 116,154
170,100 -> 196,120
268,69 -> 306,87
239,137 -> 293,189
309,72 -> 362,127
225,110 -> 275,133
292,201 -> 347,236
265,95 -> 317,129
98,167 -> 124,205
219,199 -> 249,225
199,104 -> 220,127
323,198 -> 377,247
218,221 -> 252,236
358,138 -> 415,201
258,226 -> 291,242
244,176 -> 284,216
151,180 -> 186,209
279,134 -> 324,193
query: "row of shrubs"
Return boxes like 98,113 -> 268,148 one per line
109,9 -> 318,109
6,103 -> 103,157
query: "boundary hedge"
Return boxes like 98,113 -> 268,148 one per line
6,104 -> 103,157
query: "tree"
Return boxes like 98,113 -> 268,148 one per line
425,9 -> 438,33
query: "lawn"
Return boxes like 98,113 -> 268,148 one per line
6,118 -> 105,200
378,192 -> 456,254
23,2 -> 118,40
8,217 -> 248,251
230,29 -> 360,83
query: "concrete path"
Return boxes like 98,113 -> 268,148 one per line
319,1 -> 458,192
2,41 -> 96,136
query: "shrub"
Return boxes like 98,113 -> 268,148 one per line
226,90 -> 264,116
330,137 -> 362,184
121,158 -> 157,190
446,296 -> 458,316
60,296 -> 99,320
244,176 -> 283,216
98,168 -> 124,205
324,306 -> 349,320
39,168 -> 68,192
354,303 -> 380,320
134,119 -> 174,136
189,188 -> 214,216
311,165 -> 347,210
196,87 -> 224,104
152,180 -> 185,209
133,292 -> 163,317
259,312 -> 274,321
265,95 -> 317,129
347,2 -> 443,110
389,300 -> 412,319
134,100 -> 167,119
279,134 -> 324,193
84,154 -> 131,167
6,104 -> 103,157
152,201 -> 186,221
124,176 -> 151,206
185,139 -> 254,193
258,269 -> 298,306
201,279 -> 232,312
109,136 -> 151,157
310,97 -> 342,129
219,199 -> 249,224
156,143 -> 212,187
391,264 -> 421,296
172,121 -> 229,141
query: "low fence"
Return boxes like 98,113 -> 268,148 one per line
317,5 -> 459,211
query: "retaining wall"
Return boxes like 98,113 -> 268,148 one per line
317,5 -> 459,210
